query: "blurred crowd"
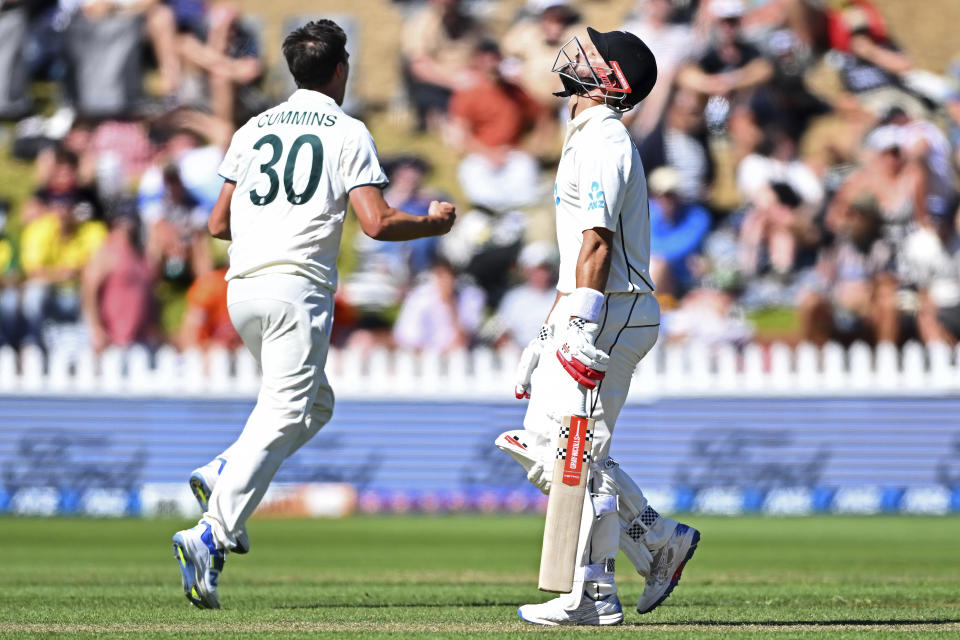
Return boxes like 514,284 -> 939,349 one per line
1,0 -> 960,361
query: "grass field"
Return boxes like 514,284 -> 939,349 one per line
1,515 -> 959,638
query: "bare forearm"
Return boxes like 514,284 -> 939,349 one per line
80,265 -> 105,333
676,65 -> 713,94
350,185 -> 455,241
852,36 -> 913,74
728,59 -> 774,92
365,207 -> 448,241
209,181 -> 234,239
575,229 -> 613,292
409,57 -> 455,89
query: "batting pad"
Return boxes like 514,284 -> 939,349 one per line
495,432 -> 668,578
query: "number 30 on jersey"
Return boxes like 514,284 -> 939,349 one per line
249,134 -> 323,206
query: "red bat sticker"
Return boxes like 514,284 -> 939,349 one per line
562,416 -> 589,485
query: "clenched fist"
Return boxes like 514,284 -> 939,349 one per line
428,200 -> 456,235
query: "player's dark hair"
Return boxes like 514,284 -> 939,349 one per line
282,20 -> 348,90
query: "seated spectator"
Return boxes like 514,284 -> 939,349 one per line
439,197 -> 527,307
677,0 -> 774,152
448,40 -> 545,213
88,118 -> 155,191
750,28 -> 830,139
62,0 -> 174,117
0,207 -> 22,348
881,107 -> 957,217
622,0 -> 698,139
81,204 -> 156,352
73,0 -> 180,97
828,124 -> 928,251
402,0 -> 486,131
648,167 -> 712,299
393,257 -> 486,353
19,188 -> 108,349
734,0 -> 828,50
501,0 -> 582,113
489,242 -> 559,348
178,262 -> 239,350
21,146 -> 101,226
797,194 -> 899,345
737,126 -> 824,276
32,121 -> 97,194
0,0 -> 32,119
140,111 -> 226,282
660,286 -> 753,347
176,2 -> 262,124
901,200 -> 960,345
825,1 -> 954,118
638,86 -> 714,203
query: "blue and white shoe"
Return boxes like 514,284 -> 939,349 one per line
636,523 -> 700,614
189,458 -> 249,554
518,592 -> 623,626
172,520 -> 225,609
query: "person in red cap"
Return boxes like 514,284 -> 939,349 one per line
495,28 -> 700,625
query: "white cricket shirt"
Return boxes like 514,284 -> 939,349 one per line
554,105 -> 653,295
218,89 -> 388,290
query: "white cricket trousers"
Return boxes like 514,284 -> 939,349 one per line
205,272 -> 334,551
522,292 -> 661,597
524,291 -> 660,459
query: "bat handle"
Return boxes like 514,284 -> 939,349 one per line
574,382 -> 589,418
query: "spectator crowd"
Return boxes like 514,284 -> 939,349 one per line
1,0 -> 960,365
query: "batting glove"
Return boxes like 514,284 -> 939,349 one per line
514,324 -> 553,399
556,318 -> 608,390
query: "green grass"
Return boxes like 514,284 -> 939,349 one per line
1,515 -> 958,638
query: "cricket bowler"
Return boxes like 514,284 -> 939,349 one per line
495,28 -> 700,625
171,20 -> 455,609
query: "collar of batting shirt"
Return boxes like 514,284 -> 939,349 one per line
563,104 -> 622,147
288,88 -> 341,109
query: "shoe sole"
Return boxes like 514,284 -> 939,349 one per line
172,532 -> 220,610
517,608 -> 623,626
190,468 -> 249,554
189,474 -> 210,511
637,528 -> 700,614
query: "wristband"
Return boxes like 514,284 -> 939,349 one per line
568,287 -> 604,323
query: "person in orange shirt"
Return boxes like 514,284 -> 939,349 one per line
447,40 -> 549,212
179,263 -> 241,350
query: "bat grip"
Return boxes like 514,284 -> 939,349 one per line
574,382 -> 589,418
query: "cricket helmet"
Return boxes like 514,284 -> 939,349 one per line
552,27 -> 657,111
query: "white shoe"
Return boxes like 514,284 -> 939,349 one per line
636,523 -> 700,614
518,593 -> 623,626
172,520 -> 225,609
189,458 -> 250,554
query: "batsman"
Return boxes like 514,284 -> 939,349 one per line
496,28 -> 700,625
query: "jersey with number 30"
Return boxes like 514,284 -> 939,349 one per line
218,89 -> 388,290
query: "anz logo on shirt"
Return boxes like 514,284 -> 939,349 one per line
587,181 -> 606,211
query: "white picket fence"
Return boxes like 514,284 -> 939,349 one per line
0,340 -> 958,399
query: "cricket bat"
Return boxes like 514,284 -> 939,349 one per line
538,410 -> 594,593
